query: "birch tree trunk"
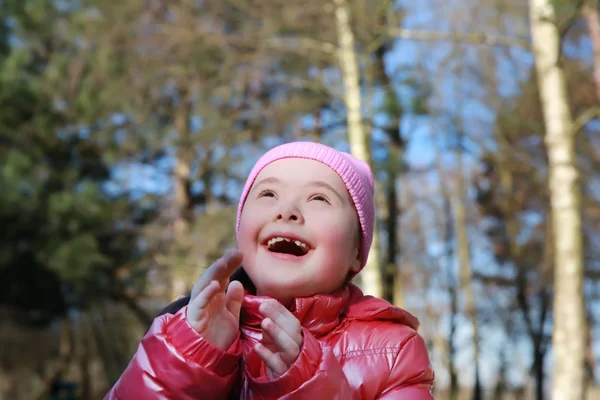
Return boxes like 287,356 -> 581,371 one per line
529,1 -> 586,399
451,139 -> 482,400
333,0 -> 383,298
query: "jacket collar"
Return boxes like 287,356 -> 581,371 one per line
240,285 -> 351,338
239,282 -> 420,338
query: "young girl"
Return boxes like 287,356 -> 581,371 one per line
106,142 -> 435,399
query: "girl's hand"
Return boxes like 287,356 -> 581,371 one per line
255,299 -> 303,379
186,250 -> 245,350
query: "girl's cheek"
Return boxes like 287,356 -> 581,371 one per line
320,225 -> 353,250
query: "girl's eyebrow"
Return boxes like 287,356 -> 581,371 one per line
251,177 -> 280,193
306,180 -> 345,203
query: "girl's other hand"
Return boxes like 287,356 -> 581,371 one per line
254,299 -> 303,379
186,250 -> 245,350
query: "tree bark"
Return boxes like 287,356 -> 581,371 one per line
333,0 -> 383,298
529,1 -> 587,399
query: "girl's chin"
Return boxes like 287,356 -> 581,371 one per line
253,279 -> 311,301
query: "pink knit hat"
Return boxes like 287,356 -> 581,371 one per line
235,141 -> 375,269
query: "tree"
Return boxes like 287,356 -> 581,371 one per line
529,0 -> 587,398
0,0 -> 146,327
332,0 -> 384,297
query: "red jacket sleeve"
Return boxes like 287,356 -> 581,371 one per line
104,306 -> 241,400
377,333 -> 435,399
244,328 -> 354,399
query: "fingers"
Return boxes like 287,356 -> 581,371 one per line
216,249 -> 244,287
187,280 -> 224,331
255,300 -> 303,376
260,317 -> 301,366
225,280 -> 244,322
259,323 -> 277,351
190,249 -> 243,299
254,342 -> 288,377
258,300 -> 302,343
193,281 -> 221,310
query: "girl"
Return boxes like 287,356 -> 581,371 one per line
106,142 -> 435,399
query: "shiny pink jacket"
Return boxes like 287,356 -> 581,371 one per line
106,284 -> 435,399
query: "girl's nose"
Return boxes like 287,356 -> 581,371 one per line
275,203 -> 304,224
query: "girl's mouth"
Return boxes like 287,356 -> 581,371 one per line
262,235 -> 312,257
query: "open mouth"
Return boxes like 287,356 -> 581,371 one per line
265,236 -> 310,257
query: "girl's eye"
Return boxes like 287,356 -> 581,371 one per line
310,194 -> 330,203
258,190 -> 275,198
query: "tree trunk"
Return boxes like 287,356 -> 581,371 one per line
79,313 -> 92,400
447,229 -> 459,400
493,347 -> 508,400
435,132 -> 459,400
333,0 -> 383,297
384,145 -> 402,306
451,137 -> 482,400
171,89 -> 194,299
585,310 -> 597,390
583,1 -> 600,101
373,17 -> 404,307
90,308 -> 119,387
34,318 -> 75,400
533,333 -> 545,400
446,203 -> 459,400
529,1 -> 587,399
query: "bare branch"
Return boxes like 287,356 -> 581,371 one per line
573,106 -> 600,136
382,28 -> 531,50
266,37 -> 338,55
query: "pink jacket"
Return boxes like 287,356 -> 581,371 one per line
106,284 -> 435,399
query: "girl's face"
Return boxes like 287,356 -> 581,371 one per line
237,158 -> 361,304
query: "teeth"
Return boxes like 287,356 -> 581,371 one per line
267,237 -> 308,249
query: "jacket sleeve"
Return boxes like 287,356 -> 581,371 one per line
105,306 -> 241,400
245,328 -> 354,399
377,333 -> 435,399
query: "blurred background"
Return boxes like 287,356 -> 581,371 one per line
0,0 -> 598,399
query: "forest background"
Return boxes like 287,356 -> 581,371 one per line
1,0 -> 599,399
